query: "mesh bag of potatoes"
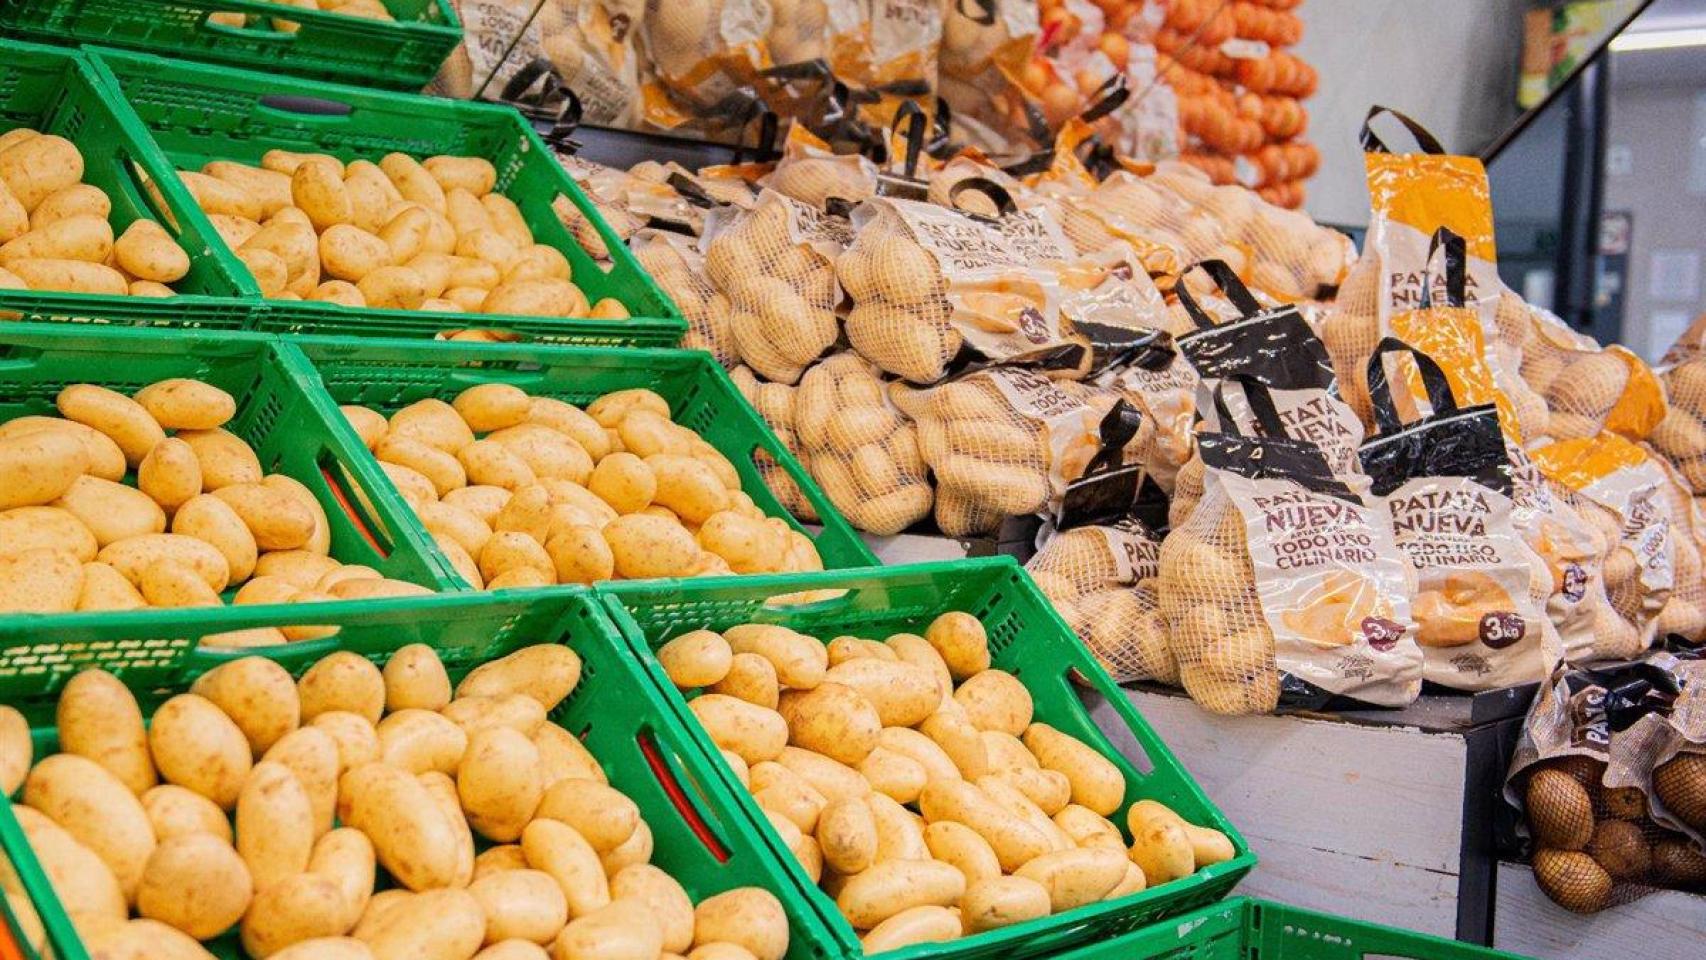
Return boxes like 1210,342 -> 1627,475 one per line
534,0 -> 646,125
822,0 -> 945,133
1356,339 -> 1561,690
1508,650 -> 1706,912
0,637 -> 802,960
937,0 -> 1042,155
1531,433 -> 1680,661
344,384 -> 826,589
759,126 -> 880,209
0,377 -> 428,626
793,353 -> 934,536
177,149 -> 630,320
1515,300 -> 1666,443
649,611 -> 1235,952
1653,313 -> 1706,494
1145,162 -> 1354,303
892,367 -> 1100,538
730,365 -> 820,524
703,189 -> 850,385
1027,520 -> 1175,685
631,228 -> 740,366
0,128 -> 193,299
839,196 -> 1082,385
1160,377 -> 1422,715
1090,340 -> 1199,495
1648,456 -> 1706,644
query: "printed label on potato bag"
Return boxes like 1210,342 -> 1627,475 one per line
983,368 -> 1101,496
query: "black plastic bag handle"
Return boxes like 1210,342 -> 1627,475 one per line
1360,105 -> 1446,155
1173,260 -> 1264,330
1366,336 -> 1461,435
1210,375 -> 1289,440
891,99 -> 929,180
1418,226 -> 1468,310
956,0 -> 997,26
946,176 -> 1018,219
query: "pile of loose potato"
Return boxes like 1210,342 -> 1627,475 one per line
0,129 -> 192,297
177,147 -> 629,319
0,642 -> 792,960
655,611 -> 1234,952
340,384 -> 825,588
0,376 -> 426,622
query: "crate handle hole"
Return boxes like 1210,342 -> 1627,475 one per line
260,95 -> 355,121
1071,678 -> 1157,778
637,730 -> 731,864
318,456 -> 393,559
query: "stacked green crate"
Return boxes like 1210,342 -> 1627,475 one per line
0,38 -> 258,328
87,47 -> 685,346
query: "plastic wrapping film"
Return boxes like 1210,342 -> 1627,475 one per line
892,367 -> 1100,537
793,353 -> 934,535
824,0 -> 945,132
1358,338 -> 1560,691
759,125 -> 880,208
1532,433 -> 1680,662
938,0 -> 1042,154
729,365 -> 819,522
630,228 -> 741,365
1318,107 -> 1545,440
1159,376 -> 1421,715
638,0 -> 772,134
1028,518 -> 1175,684
703,189 -> 849,384
1506,648 -> 1706,912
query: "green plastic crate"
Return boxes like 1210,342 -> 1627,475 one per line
85,47 -> 687,347
0,39 -> 258,328
1050,897 -> 1528,960
599,557 -> 1256,960
0,591 -> 843,960
0,0 -> 461,92
0,323 -> 455,643
286,334 -> 877,587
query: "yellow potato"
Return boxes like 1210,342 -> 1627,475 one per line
299,651 -> 386,724
459,439 -> 537,489
240,872 -> 351,958
270,938 -> 379,960
236,760 -> 316,893
458,726 -> 544,842
311,279 -> 366,306
482,278 -> 587,317
254,549 -> 340,591
0,428 -> 87,509
0,705 -> 30,795
358,265 -> 429,310
114,219 -> 190,283
204,161 -> 293,218
926,611 -> 992,680
54,475 -> 166,547
835,859 -> 966,930
711,652 -> 780,708
589,298 -> 630,320
57,383 -> 166,466
380,643 -> 452,712
264,726 -> 342,836
147,693 -> 253,809
135,833 -> 253,938
138,437 -> 205,513
76,561 -> 147,611
0,214 -> 112,264
656,629 -> 733,688
691,694 -> 788,764
0,133 -> 83,209
419,771 -> 477,889
532,722 -> 607,787
210,481 -> 316,551
189,656 -> 300,757
454,383 -> 531,431
30,183 -> 111,229
293,161 -> 353,231
178,427 -> 263,489
1022,723 -> 1125,817
471,869 -> 568,946
0,415 -> 125,482
0,546 -> 82,611
309,710 -> 381,771
319,224 -> 391,282
527,398 -> 610,459
23,753 -> 156,900
307,828 -> 375,930
376,708 -> 468,775
138,786 -> 228,844
521,817 -> 609,919
98,532 -> 231,592
0,505 -> 95,561
391,397 -> 477,453
260,150 -> 341,177
345,160 -> 403,234
340,762 -> 464,891
12,805 -> 127,932
5,256 -> 126,293
954,670 -> 1034,736
552,898 -> 661,960
180,170 -> 262,220
691,889 -> 787,960
424,156 -> 498,197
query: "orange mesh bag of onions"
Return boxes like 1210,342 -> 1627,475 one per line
703,189 -> 850,385
630,229 -> 740,367
1159,376 -> 1421,716
1531,433 -> 1680,662
1506,652 -> 1706,913
729,365 -> 819,523
891,367 -> 1100,537
792,353 -> 934,535
1028,519 -> 1175,684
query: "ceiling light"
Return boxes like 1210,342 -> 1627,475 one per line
1610,27 -> 1706,52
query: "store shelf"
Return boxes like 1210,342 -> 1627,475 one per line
1493,861 -> 1706,959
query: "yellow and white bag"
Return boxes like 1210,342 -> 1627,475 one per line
639,0 -> 771,130
1532,433 -> 1678,661
1160,376 -> 1422,714
1516,300 -> 1665,443
1358,339 -> 1560,690
1028,519 -> 1175,684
